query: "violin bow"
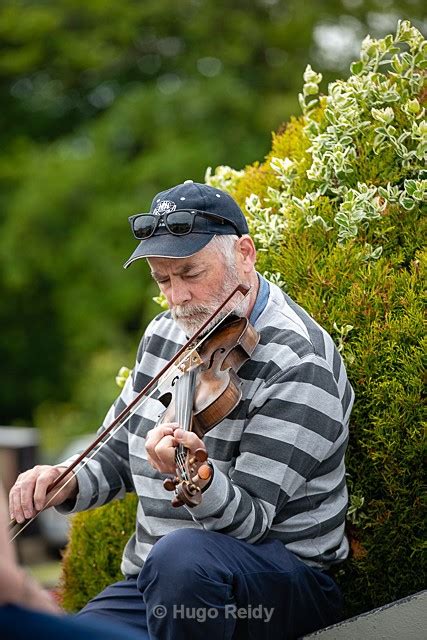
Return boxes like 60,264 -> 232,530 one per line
9,284 -> 250,537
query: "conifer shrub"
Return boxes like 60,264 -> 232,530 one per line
60,21 -> 426,616
60,493 -> 138,612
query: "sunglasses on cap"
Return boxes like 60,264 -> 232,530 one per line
128,209 -> 242,240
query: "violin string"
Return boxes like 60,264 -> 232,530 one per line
181,372 -> 192,479
174,369 -> 197,482
11,288 -> 251,536
181,369 -> 197,482
175,375 -> 187,479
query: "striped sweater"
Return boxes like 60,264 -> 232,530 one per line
59,281 -> 354,576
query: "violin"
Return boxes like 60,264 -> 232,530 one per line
159,314 -> 260,508
9,284 -> 256,534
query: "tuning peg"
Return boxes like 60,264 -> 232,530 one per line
163,476 -> 179,491
193,448 -> 208,462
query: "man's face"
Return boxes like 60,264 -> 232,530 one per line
148,241 -> 245,335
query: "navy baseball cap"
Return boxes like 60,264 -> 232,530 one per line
123,180 -> 249,267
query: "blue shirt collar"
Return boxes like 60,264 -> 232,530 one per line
249,273 -> 270,325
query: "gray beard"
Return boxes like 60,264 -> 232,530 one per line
171,268 -> 250,337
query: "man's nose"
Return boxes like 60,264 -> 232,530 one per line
170,279 -> 192,306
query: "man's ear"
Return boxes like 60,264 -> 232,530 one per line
236,236 -> 257,272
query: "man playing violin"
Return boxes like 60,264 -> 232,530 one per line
9,180 -> 354,639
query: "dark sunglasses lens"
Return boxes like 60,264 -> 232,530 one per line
133,215 -> 156,239
166,211 -> 193,235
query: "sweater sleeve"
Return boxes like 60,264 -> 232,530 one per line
185,355 -> 345,543
56,335 -> 147,515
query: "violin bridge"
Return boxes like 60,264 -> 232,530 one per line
178,348 -> 203,373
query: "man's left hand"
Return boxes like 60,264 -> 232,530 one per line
145,423 -> 207,475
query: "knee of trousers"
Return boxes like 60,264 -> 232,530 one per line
138,529 -> 232,597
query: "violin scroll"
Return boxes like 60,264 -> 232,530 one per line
163,448 -> 213,508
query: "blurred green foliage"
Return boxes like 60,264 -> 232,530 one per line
0,1 -> 425,453
60,494 -> 138,612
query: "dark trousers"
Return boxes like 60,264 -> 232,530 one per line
76,529 -> 343,639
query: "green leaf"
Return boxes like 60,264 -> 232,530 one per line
400,197 -> 415,210
404,180 -> 417,196
351,61 -> 364,75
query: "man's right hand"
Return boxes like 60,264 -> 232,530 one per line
9,465 -> 78,524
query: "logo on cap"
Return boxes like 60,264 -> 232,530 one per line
153,200 -> 177,216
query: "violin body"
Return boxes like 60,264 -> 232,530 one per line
158,315 -> 259,437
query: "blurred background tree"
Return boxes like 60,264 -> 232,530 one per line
0,0 -> 425,454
